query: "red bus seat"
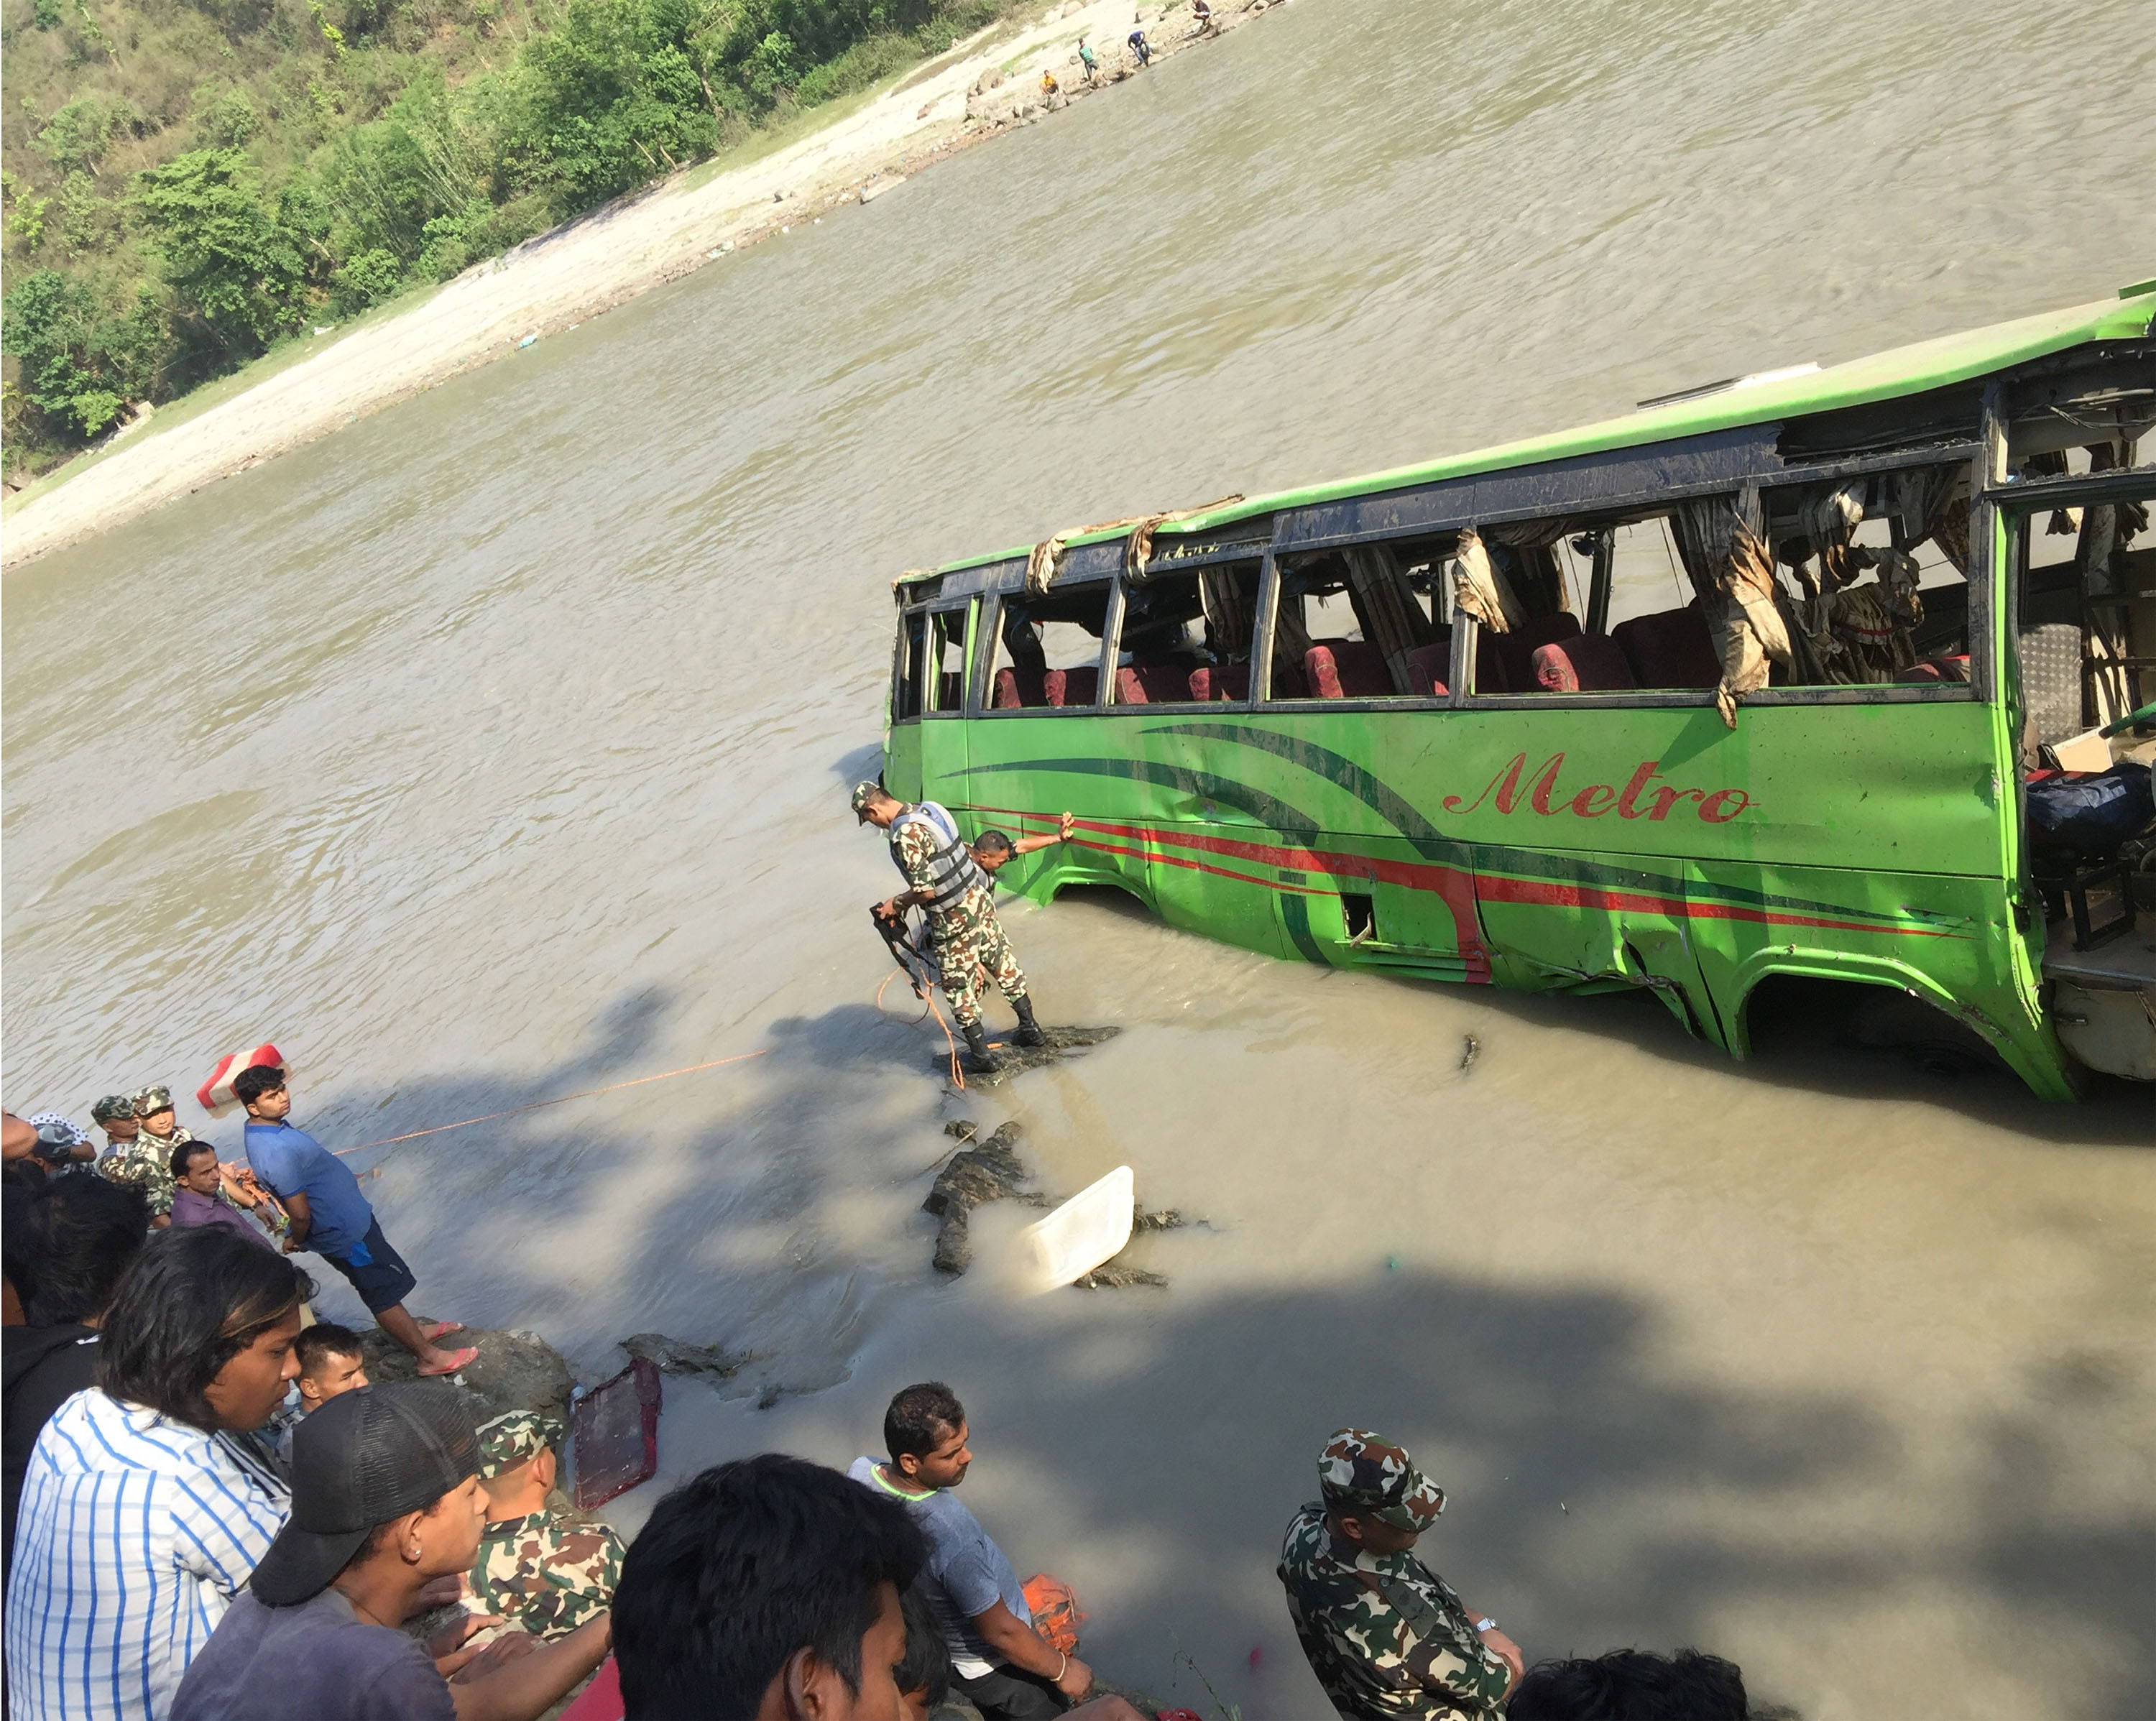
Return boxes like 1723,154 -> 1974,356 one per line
1122,660 -> 1196,703
1189,664 -> 1245,701
1613,604 -> 1720,689
1491,612 -> 1583,693
1529,635 -> 1638,693
1044,668 -> 1098,707
1404,638 -> 1451,696
1304,640 -> 1391,698
993,666 -> 1047,708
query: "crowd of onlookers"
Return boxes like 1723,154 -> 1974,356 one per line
4,1074 -> 1774,1721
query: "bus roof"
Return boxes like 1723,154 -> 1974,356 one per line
910,286 -> 2155,585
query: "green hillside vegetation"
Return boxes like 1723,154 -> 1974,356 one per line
0,0 -> 1012,479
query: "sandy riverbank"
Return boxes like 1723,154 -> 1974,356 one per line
0,0 -> 1276,568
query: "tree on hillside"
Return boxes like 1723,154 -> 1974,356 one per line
132,149 -> 324,353
1,269 -> 166,439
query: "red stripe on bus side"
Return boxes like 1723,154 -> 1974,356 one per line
970,803 -> 1958,946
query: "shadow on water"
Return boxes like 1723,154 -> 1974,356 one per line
303,985 -> 2155,1721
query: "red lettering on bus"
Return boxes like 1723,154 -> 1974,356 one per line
1616,760 -> 1661,819
1527,754 -> 1567,816
1445,752 -> 1560,816
1444,755 -> 1748,824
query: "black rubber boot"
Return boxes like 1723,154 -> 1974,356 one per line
960,1021 -> 1000,1073
1011,996 -> 1047,1048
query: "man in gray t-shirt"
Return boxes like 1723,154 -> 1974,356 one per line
849,1382 -> 1092,1721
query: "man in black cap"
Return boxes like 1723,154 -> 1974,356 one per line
170,1380 -> 610,1721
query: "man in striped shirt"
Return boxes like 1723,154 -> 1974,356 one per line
5,1228 -> 308,1721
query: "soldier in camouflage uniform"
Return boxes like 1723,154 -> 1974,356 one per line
1277,1430 -> 1522,1721
463,1411 -> 623,1641
854,783 -> 1049,1072
93,1088 -> 185,1223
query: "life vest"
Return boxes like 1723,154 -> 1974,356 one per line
889,802 -> 989,910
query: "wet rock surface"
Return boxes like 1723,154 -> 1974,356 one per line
358,1325 -> 573,1424
939,1023 -> 1120,1087
619,1332 -> 755,1378
925,1120 -> 1198,1283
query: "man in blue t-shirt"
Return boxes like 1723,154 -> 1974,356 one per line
849,1382 -> 1092,1721
234,1066 -> 474,1376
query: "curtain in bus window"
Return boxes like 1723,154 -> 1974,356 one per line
1481,520 -> 1573,618
1199,568 -> 1256,661
1672,490 -> 1790,727
1452,528 -> 1528,633
1342,544 -> 1439,693
1785,481 -> 1931,686
1889,466 -> 1971,576
1027,534 -> 1067,595
2076,440 -> 2146,721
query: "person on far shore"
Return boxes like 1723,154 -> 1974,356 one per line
97,1089 -> 178,1227
5,1227 -> 308,1721
1128,17 -> 1151,65
170,1139 -> 283,1248
850,1383 -> 1092,1721
1277,1430 -> 1521,1721
170,1380 -> 610,1721
234,1065 -> 476,1378
2,1174 -> 149,1579
1077,37 -> 1098,80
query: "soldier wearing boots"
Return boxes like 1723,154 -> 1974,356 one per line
854,783 -> 1053,1073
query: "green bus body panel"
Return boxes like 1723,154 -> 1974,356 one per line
906,703 -> 2073,1100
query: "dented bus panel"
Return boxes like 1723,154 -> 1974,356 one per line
881,292 -> 2156,1098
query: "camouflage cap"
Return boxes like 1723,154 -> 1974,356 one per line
92,1094 -> 139,1124
132,1085 -> 175,1117
1317,1429 -> 1446,1531
850,780 -> 888,821
476,1411 -> 565,1480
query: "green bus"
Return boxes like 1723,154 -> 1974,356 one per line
880,289 -> 2156,1099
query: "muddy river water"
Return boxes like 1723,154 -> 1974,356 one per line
5,2 -> 2154,1715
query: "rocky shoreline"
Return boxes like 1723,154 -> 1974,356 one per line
2,0 -> 1283,568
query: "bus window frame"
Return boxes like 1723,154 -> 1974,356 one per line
921,598 -> 976,720
1101,546 -> 1269,709
890,604 -> 930,726
972,574 -> 1122,716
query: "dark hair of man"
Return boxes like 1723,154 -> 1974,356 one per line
613,1453 -> 925,1721
171,1138 -> 218,1181
974,831 -> 1014,858
883,1382 -> 964,1462
230,1065 -> 287,1108
22,1175 -> 149,1326
1506,1648 -> 1751,1721
96,1227 -> 312,1429
295,1322 -> 366,1375
895,1582 -> 951,1707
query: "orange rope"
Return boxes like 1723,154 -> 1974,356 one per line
331,1050 -> 769,1156
875,934 -> 967,1089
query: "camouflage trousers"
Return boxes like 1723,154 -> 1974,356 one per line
932,891 -> 1028,1030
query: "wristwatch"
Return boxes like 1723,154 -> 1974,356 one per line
1474,1618 -> 1497,1633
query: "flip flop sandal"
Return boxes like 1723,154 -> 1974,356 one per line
417,1345 -> 479,1377
420,1321 -> 466,1340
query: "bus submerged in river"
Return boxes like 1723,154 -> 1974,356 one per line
878,290 -> 2156,1099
